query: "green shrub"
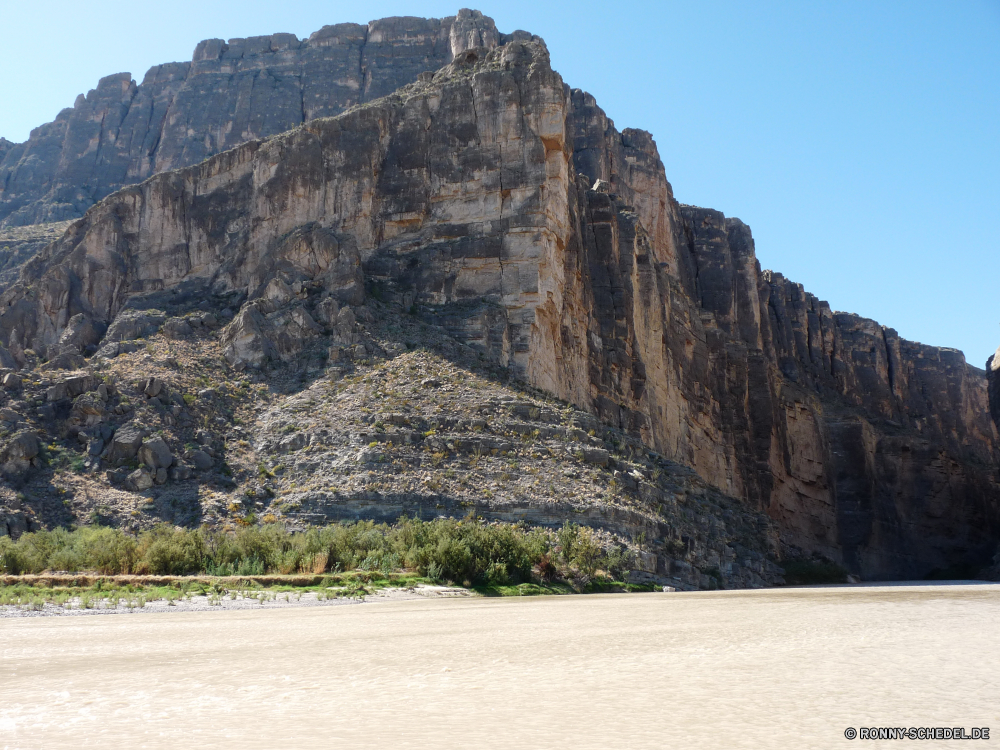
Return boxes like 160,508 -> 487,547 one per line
0,517 -> 632,585
135,526 -> 206,575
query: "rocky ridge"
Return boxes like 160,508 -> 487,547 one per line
0,10 -> 512,227
0,12 -> 996,581
0,288 -> 780,590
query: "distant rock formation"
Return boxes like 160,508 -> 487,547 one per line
0,10 -> 511,227
0,13 -> 996,580
987,346 -> 1000,435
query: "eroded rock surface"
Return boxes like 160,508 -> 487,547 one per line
0,13 -> 995,581
0,10 -> 513,227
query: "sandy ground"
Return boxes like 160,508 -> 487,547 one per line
1,583 -> 998,749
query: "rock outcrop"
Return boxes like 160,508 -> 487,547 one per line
988,347 -> 1000,436
0,221 -> 73,292
0,13 -> 996,580
0,10 -> 515,227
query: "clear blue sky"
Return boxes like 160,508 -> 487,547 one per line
2,1 -> 998,366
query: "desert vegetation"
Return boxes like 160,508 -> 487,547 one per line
0,517 -> 637,595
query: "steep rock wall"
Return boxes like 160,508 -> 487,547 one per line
1,32 -> 997,579
0,10 -> 511,227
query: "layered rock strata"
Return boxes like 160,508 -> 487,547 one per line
0,19 -> 996,579
0,10 -> 511,227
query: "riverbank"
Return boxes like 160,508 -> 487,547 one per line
0,571 -> 658,618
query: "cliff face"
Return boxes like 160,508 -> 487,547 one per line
0,10 -> 508,227
1,20 -> 996,579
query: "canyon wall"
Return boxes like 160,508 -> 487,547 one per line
0,10 -> 509,227
0,21 -> 996,578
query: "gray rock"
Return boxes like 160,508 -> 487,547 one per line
190,450 -> 213,470
68,394 -> 106,427
0,430 -> 39,476
56,314 -> 106,354
581,448 -> 610,467
163,318 -> 193,338
105,312 -> 165,342
0,346 -> 17,370
1,373 -> 20,389
40,352 -> 86,371
127,468 -> 154,491
107,425 -> 147,463
154,467 -> 168,484
0,13 -> 500,228
138,436 -> 173,469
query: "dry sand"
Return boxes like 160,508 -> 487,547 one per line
1,583 -> 998,749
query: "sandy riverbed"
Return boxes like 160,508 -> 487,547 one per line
2,583 -> 998,749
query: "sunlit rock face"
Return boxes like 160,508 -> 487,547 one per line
1,13 -> 997,580
0,10 -> 504,227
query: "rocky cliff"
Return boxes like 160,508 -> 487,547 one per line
0,10 -> 510,227
0,13 -> 996,580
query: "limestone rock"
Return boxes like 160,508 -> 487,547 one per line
107,425 -> 147,463
55,314 -> 106,354
163,318 -> 193,338
68,394 -> 106,427
0,12 -> 501,228
143,377 -> 165,398
0,18 -> 994,582
0,431 -> 39,476
104,311 -> 165,342
988,347 -> 1000,437
190,450 -> 213,470
126,468 -> 154,491
0,346 -> 17,370
138,437 -> 173,469
41,352 -> 86,371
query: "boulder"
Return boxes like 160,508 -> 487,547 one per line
1,373 -> 20,390
163,318 -> 194,338
0,346 -> 17,370
220,305 -> 279,367
580,448 -> 610,467
47,374 -> 100,402
107,425 -> 147,463
56,314 -> 106,354
138,437 -> 173,469
68,394 -> 106,427
0,430 -> 39,476
40,352 -> 86,371
126,468 -> 154,491
143,377 -> 165,398
190,450 -> 214,470
263,278 -> 294,305
314,297 -> 340,325
105,311 -> 165,342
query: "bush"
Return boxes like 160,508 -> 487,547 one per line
0,518 -> 633,584
135,526 -> 206,575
